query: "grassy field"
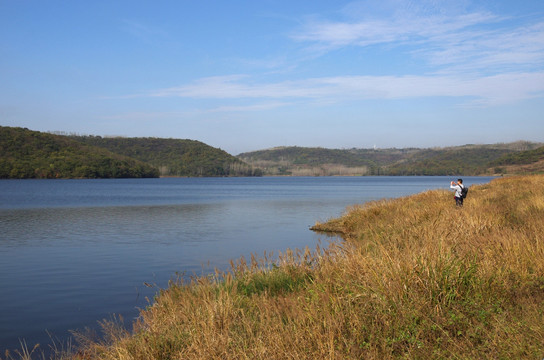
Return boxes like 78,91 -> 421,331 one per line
8,175 -> 544,359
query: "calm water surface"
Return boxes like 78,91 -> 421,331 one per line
0,176 -> 495,352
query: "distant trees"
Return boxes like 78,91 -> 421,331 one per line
238,143 -> 544,176
0,127 -> 265,179
490,146 -> 544,166
71,135 -> 261,177
0,127 -> 159,179
3,126 -> 542,179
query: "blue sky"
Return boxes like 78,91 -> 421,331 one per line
1,0 -> 543,154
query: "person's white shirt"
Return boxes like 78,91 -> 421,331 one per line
450,183 -> 464,197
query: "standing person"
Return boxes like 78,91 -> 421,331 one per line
450,179 -> 465,207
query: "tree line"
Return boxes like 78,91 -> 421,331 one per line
1,127 -> 262,179
70,135 -> 262,177
238,142 -> 544,176
3,126 -> 542,179
1,127 -> 159,179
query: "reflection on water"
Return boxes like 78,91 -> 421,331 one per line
0,176 -> 495,353
1,204 -> 227,247
0,200 -> 339,352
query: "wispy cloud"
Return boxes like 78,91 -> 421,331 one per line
292,1 -> 544,74
206,102 -> 290,113
100,111 -> 184,121
99,102 -> 291,123
149,75 -> 335,99
144,72 -> 544,106
292,6 -> 499,50
121,19 -> 169,43
125,1 -> 544,108
418,21 -> 544,73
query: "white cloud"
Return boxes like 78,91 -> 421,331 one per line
100,111 -> 184,121
421,21 -> 544,72
292,1 -> 544,74
293,6 -> 499,49
206,102 -> 290,113
121,19 -> 169,43
149,75 -> 333,99
145,71 -> 544,107
127,1 -> 544,110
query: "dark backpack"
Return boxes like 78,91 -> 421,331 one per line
460,185 -> 468,199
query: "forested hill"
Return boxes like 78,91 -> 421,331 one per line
69,135 -> 261,177
488,145 -> 544,174
3,126 -> 541,179
238,142 -> 543,176
0,126 -> 159,179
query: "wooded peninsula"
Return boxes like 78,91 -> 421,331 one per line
0,127 -> 259,178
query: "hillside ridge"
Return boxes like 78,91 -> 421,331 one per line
70,135 -> 261,177
238,142 -> 544,176
0,126 -> 159,179
2,126 -> 542,178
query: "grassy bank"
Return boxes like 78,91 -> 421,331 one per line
9,175 -> 544,359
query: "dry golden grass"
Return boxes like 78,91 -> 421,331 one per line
8,175 -> 544,359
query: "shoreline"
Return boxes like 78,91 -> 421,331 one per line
51,174 -> 544,359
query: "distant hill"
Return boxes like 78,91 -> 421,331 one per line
3,126 -> 541,179
487,146 -> 544,174
70,135 -> 261,177
238,142 -> 543,176
0,127 -> 159,179
238,146 -> 410,176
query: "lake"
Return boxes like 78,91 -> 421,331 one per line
0,176 -> 495,353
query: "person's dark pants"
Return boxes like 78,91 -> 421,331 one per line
455,196 -> 463,207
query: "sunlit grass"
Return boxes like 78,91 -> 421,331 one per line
6,175 -> 544,359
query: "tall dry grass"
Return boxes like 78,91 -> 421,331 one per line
8,175 -> 544,359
